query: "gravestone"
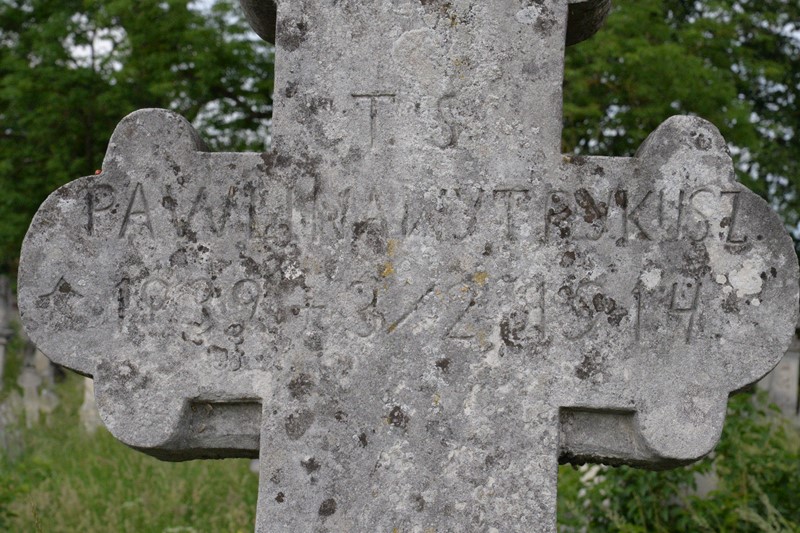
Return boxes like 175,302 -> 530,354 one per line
33,348 -> 55,386
0,390 -> 23,458
758,329 -> 800,418
0,275 -> 12,391
17,1 -> 799,531
79,377 -> 103,434
17,368 -> 41,429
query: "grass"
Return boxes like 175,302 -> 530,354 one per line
1,341 -> 258,533
2,323 -> 798,532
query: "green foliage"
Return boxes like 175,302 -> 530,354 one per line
563,0 -> 800,238
0,0 -> 273,274
558,392 -> 800,532
0,338 -> 258,532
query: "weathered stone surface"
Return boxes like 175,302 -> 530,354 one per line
18,1 -> 798,531
239,0 -> 612,47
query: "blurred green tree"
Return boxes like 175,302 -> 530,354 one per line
564,0 -> 800,244
0,0 -> 274,273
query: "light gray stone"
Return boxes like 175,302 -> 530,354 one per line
79,377 -> 103,434
0,390 -> 23,457
17,368 -> 41,429
33,348 -> 54,386
17,1 -> 799,531
758,340 -> 799,417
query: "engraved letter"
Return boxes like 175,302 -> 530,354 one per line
351,93 -> 396,148
119,183 -> 154,238
720,190 -> 747,244
494,188 -> 532,241
86,184 -> 115,236
627,191 -> 653,241
669,281 -> 702,344
687,188 -> 713,242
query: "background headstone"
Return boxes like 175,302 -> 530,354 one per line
79,377 -> 102,434
33,348 -> 55,387
758,325 -> 800,419
17,368 -> 41,429
16,1 -> 799,531
0,390 -> 23,459
0,275 -> 13,391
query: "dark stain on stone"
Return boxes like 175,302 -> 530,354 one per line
318,498 -> 337,517
270,470 -> 282,484
285,81 -> 298,98
260,152 -> 294,171
334,410 -> 347,422
592,293 -> 615,314
535,6 -> 557,33
240,254 -> 261,277
275,492 -> 285,503
483,243 -> 493,256
722,292 -> 739,314
607,309 -> 628,327
388,406 -> 409,429
99,360 -> 149,393
358,432 -> 368,447
574,188 -> 608,224
522,60 -> 540,80
693,131 -> 712,151
413,494 -> 425,512
682,242 -> 712,278
614,191 -> 627,208
304,331 -> 324,352
771,267 -> 778,278
305,96 -> 334,115
485,449 -> 506,468
285,410 -> 314,440
593,166 -> 605,176
301,457 -> 321,473
560,250 -> 576,268
169,249 -> 188,267
162,196 -> 177,210
500,310 -> 531,349
576,349 -> 604,381
436,358 -> 451,372
289,373 -> 314,399
278,18 -> 308,52
351,220 -> 386,255
547,193 -> 572,239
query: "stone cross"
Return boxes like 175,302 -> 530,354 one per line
18,1 -> 799,531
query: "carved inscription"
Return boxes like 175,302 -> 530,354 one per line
498,275 -> 705,349
86,183 -> 750,248
351,92 -> 396,147
119,183 -> 154,238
